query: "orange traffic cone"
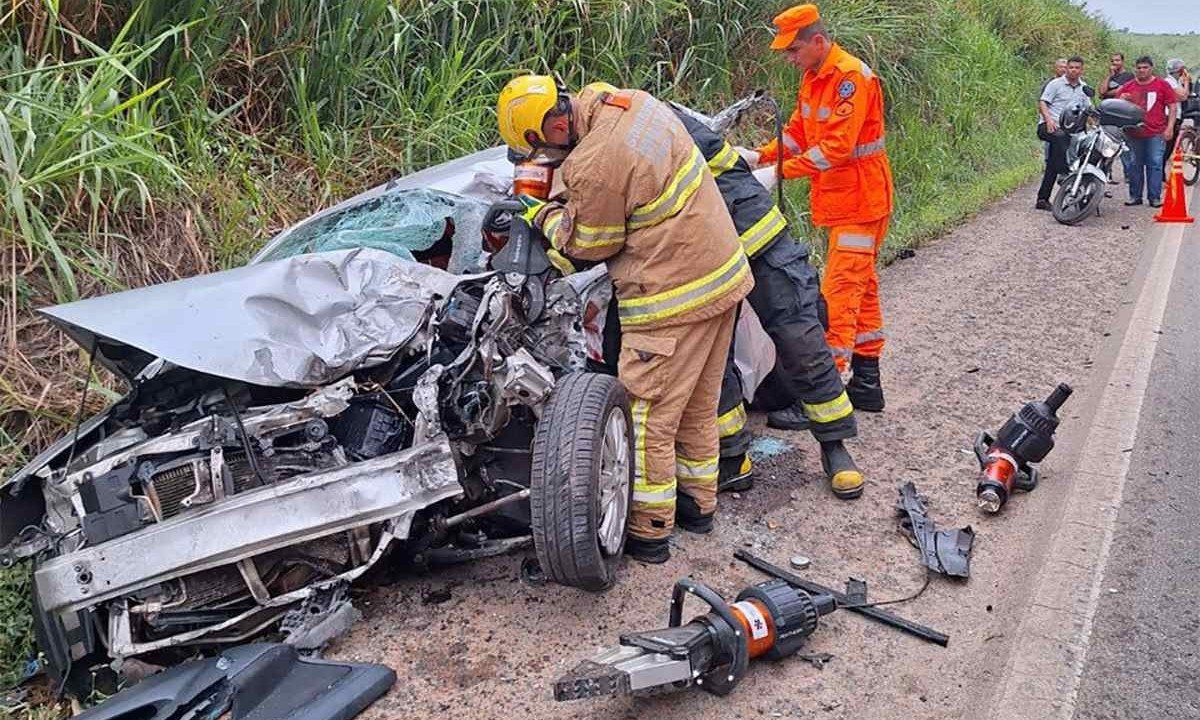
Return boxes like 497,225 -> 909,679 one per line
1155,143 -> 1195,224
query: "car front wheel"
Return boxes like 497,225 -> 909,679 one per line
530,373 -> 632,591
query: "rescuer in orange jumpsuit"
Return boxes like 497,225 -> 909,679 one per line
743,4 -> 894,412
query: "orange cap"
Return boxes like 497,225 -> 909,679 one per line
769,4 -> 821,50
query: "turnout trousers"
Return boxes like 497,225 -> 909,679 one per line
822,218 -> 889,373
718,238 -> 856,456
623,308 -> 737,541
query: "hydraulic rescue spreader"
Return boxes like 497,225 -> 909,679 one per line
554,577 -> 836,701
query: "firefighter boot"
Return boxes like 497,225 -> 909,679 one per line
718,454 -> 754,493
846,354 -> 885,412
625,536 -> 670,564
675,494 -> 715,534
820,440 -> 864,499
766,403 -> 812,431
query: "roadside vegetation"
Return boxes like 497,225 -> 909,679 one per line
0,0 -> 1127,706
1119,32 -> 1200,69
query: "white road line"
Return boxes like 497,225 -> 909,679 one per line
988,205 -> 1192,720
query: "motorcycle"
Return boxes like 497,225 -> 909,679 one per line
1052,99 -> 1145,226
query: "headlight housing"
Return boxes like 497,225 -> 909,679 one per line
1099,131 -> 1122,159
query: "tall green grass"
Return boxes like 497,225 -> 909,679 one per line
1119,32 -> 1200,70
0,0 -> 1127,701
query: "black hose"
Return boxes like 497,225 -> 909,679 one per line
764,94 -> 787,214
223,386 -> 268,488
63,340 -> 98,474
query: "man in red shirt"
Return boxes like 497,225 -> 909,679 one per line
1118,56 -> 1179,207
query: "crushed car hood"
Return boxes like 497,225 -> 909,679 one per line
40,248 -> 482,387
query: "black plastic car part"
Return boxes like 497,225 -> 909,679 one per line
76,643 -> 395,720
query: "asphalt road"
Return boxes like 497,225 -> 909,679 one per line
1072,211 -> 1200,719
342,179 -> 1172,720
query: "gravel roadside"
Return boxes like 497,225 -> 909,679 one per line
334,182 -> 1154,720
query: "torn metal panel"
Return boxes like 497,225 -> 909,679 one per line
36,436 -> 461,615
108,519 -> 409,658
58,379 -> 355,498
39,248 -> 486,387
896,481 -> 975,578
669,93 -> 776,135
280,584 -> 361,651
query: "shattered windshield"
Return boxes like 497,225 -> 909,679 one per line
259,187 -> 489,274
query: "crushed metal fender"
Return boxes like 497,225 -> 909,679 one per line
896,482 -> 975,578
76,643 -> 394,720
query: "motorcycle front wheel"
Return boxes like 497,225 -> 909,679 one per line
1052,174 -> 1104,225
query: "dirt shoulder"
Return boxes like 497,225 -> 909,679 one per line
333,184 -> 1153,720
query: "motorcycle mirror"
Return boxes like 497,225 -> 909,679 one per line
1083,86 -> 1096,99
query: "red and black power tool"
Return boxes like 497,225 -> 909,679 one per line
554,577 -> 836,701
974,383 -> 1073,513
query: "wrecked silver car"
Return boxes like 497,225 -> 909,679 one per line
0,164 -> 632,693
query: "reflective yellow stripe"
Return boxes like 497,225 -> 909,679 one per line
546,206 -> 624,250
542,209 -> 565,247
740,206 -> 788,257
803,391 -> 854,424
618,248 -> 750,326
633,398 -> 673,506
632,398 -> 650,487
707,142 -> 740,177
546,248 -> 577,275
675,455 -> 719,481
628,146 -> 706,230
677,454 -> 718,490
717,403 -> 747,438
633,478 -> 677,505
574,222 -> 624,248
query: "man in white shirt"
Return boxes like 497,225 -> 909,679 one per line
1036,56 -> 1091,210
1163,59 -> 1191,171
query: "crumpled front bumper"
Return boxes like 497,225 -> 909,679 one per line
35,435 -> 461,651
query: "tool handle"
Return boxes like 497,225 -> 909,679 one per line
668,579 -> 749,696
973,431 -> 994,468
1044,383 -> 1073,412
734,550 -> 950,647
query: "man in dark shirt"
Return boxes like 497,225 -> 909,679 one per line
1102,53 -> 1136,184
1102,53 -> 1135,99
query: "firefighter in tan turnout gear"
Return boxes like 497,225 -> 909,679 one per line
497,75 -> 753,563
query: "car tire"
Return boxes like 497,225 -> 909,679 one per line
530,373 -> 632,591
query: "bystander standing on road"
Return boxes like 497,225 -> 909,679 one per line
1043,58 -> 1068,94
1036,56 -> 1090,210
1039,58 -> 1068,163
1102,53 -> 1134,99
1163,58 -> 1191,170
1102,52 -> 1136,183
1118,56 -> 1178,208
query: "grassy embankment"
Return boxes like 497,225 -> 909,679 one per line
0,0 -> 1123,706
1119,32 -> 1200,70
